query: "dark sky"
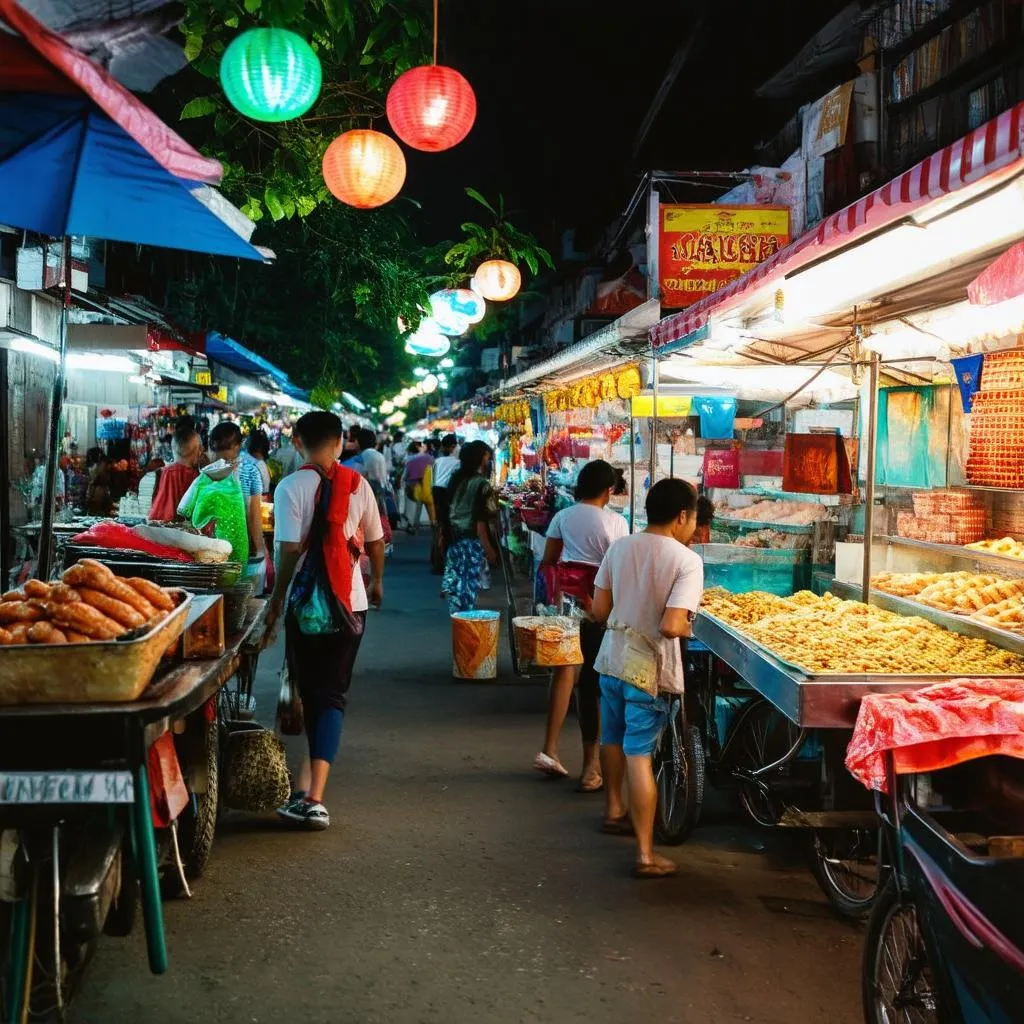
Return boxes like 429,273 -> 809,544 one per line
404,0 -> 850,252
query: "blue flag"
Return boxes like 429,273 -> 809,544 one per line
694,396 -> 737,439
950,354 -> 984,413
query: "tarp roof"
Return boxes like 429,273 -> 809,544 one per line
204,331 -> 308,401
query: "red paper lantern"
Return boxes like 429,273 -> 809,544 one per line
386,65 -> 476,152
322,130 -> 406,209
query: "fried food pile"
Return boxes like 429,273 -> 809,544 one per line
966,537 -> 1024,560
699,587 -> 1024,675
872,571 -> 1024,611
0,559 -> 175,645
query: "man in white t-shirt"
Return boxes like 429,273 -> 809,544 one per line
591,477 -> 703,879
263,411 -> 384,832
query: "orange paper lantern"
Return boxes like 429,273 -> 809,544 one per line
322,130 -> 406,209
386,65 -> 476,152
474,259 -> 521,301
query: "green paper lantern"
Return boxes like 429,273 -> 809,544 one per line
220,28 -> 322,123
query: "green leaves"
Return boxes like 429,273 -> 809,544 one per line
243,0 -> 261,12
263,188 -> 286,221
180,96 -> 218,119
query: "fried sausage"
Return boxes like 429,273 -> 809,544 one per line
27,621 -> 67,644
76,588 -> 145,630
64,564 -> 155,618
0,602 -> 44,625
2,590 -> 24,602
64,631 -> 91,643
125,578 -> 175,613
47,583 -> 81,604
46,602 -> 123,640
23,580 -> 51,599
5,623 -> 30,644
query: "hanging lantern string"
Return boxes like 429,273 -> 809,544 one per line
433,0 -> 439,65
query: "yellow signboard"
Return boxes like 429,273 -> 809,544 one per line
191,369 -> 213,386
631,395 -> 693,418
660,204 -> 790,309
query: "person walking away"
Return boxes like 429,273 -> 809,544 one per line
590,478 -> 703,878
263,411 -> 384,829
442,441 -> 498,614
430,434 -> 460,570
210,422 -> 267,592
148,419 -> 201,521
402,441 -> 434,534
246,429 -> 272,494
344,427 -> 393,562
534,459 -> 628,789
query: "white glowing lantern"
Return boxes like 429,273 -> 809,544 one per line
393,393 -> 409,408
413,367 -> 428,378
420,373 -> 439,394
439,357 -> 454,369
380,400 -> 395,414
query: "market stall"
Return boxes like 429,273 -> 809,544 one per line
643,103 -> 1024,917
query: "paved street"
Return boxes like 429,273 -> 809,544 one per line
73,535 -> 861,1024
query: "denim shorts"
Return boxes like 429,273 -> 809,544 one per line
599,674 -> 670,756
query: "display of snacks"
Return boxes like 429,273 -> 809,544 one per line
0,560 -> 175,645
871,571 -> 1024,612
966,537 -> 1024,559
971,598 -> 1024,634
700,587 -> 1024,675
966,350 -> 1024,488
720,500 -> 830,526
898,490 -> 988,545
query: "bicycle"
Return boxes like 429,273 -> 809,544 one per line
861,751 -> 1024,1024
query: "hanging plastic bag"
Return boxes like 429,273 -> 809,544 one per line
178,465 -> 249,563
275,662 -> 304,736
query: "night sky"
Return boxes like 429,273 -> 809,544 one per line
406,0 -> 851,251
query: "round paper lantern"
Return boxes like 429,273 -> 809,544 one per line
421,373 -> 439,394
220,29 -> 322,123
393,393 -> 409,408
412,367 -> 428,378
432,288 -> 485,327
322,130 -> 406,209
405,333 -> 451,358
474,259 -> 521,301
386,65 -> 476,152
439,357 -> 454,369
428,292 -> 471,336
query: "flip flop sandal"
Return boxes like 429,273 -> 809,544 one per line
534,753 -> 569,778
635,860 -> 678,879
601,815 -> 634,836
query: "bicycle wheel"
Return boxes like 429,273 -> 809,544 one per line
654,701 -> 706,845
862,879 -> 939,1024
809,828 -> 883,920
729,699 -> 801,827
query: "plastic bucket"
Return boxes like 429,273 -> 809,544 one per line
451,610 -> 500,680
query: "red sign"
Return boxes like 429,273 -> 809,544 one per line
659,204 -> 790,310
703,448 -> 740,488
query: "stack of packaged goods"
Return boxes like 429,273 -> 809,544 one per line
896,490 -> 988,545
967,349 -> 1024,489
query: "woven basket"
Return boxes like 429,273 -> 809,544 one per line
222,722 -> 291,813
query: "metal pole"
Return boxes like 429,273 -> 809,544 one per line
0,346 -> 9,589
861,353 -> 880,604
628,415 -> 636,534
649,354 -> 659,489
37,236 -> 70,579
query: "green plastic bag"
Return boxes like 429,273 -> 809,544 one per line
179,470 -> 249,564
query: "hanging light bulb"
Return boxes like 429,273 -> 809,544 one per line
421,373 -> 439,394
393,393 -> 409,408
322,130 -> 406,209
220,28 -> 322,122
474,259 -> 521,301
413,367 -> 428,378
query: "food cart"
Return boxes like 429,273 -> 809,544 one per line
0,551 -> 265,1019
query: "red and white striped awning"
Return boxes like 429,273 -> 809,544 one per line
651,101 -> 1024,350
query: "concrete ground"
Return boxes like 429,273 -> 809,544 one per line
72,534 -> 862,1024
